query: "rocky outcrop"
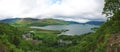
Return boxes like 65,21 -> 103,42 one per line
106,34 -> 120,52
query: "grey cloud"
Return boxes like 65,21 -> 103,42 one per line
0,0 -> 106,22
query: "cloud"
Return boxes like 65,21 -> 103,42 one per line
0,0 -> 106,22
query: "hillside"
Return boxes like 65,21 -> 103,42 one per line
0,18 -> 20,23
0,18 -> 71,27
0,18 -> 104,27
0,23 -> 62,52
0,23 -> 23,52
85,21 -> 104,25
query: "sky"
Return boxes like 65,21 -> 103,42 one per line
0,0 -> 106,23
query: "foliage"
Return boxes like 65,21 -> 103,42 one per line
103,0 -> 120,16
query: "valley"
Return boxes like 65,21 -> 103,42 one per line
0,0 -> 120,52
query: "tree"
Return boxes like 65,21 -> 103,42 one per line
103,0 -> 120,16
103,0 -> 120,21
103,0 -> 120,32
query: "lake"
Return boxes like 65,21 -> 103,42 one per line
31,24 -> 99,35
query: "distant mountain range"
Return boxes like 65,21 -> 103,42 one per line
0,18 -> 20,23
78,21 -> 104,25
0,18 -> 104,27
0,18 -> 70,26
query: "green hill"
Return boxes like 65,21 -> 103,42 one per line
0,18 -> 104,27
0,23 -> 62,52
0,23 -> 23,52
0,18 -> 70,27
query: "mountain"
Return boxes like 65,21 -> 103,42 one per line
66,21 -> 81,24
85,21 -> 104,25
0,18 -> 20,23
67,21 -> 104,25
0,18 -> 104,27
0,18 -> 70,27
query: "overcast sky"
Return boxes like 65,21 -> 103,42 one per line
0,0 -> 106,23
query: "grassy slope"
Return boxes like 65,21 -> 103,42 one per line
8,18 -> 70,27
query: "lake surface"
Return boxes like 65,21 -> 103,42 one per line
31,24 -> 99,35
